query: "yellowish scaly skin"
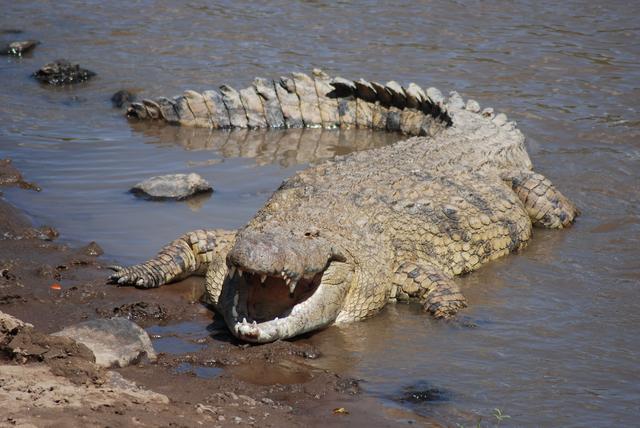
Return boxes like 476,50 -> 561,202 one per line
111,71 -> 579,342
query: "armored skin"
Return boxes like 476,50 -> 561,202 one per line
112,71 -> 579,343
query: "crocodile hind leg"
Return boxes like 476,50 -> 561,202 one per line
503,171 -> 579,229
393,262 -> 467,319
109,229 -> 236,288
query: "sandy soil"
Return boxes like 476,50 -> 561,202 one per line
0,159 -> 438,427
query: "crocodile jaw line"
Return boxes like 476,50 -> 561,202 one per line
222,261 -> 351,343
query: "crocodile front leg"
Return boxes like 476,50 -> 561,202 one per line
393,261 -> 467,319
503,171 -> 579,229
109,229 -> 236,288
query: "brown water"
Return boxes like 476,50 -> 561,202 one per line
1,1 -> 639,426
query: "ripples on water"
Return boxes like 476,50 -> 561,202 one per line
1,1 -> 639,426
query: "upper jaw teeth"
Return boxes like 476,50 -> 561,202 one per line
226,265 -> 302,294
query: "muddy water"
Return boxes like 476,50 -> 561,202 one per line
1,0 -> 639,425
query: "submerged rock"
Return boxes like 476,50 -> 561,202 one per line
131,173 -> 213,200
2,40 -> 39,56
52,317 -> 157,368
33,59 -> 96,85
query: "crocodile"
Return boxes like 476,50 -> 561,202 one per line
112,70 -> 579,343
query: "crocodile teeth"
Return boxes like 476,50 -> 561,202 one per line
238,268 -> 244,277
289,280 -> 298,295
242,317 -> 248,324
260,274 -> 267,284
252,321 -> 257,326
228,266 -> 236,278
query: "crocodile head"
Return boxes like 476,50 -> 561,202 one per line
218,223 -> 354,343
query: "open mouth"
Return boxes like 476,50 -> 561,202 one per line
223,263 -> 330,342
227,266 -> 323,324
219,257 -> 353,343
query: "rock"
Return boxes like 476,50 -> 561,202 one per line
2,40 -> 39,56
131,173 -> 212,200
33,60 -> 96,85
52,317 -> 157,368
0,365 -> 168,412
0,310 -> 33,339
79,241 -> 103,257
111,90 -> 135,108
0,159 -> 40,190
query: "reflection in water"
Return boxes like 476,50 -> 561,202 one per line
130,122 -> 398,168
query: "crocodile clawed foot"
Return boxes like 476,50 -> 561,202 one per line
108,265 -> 160,289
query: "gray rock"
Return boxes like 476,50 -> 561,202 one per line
131,173 -> 212,200
33,59 -> 95,85
2,40 -> 39,56
0,310 -> 32,340
52,317 -> 156,368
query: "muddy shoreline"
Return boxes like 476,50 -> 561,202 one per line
0,159 -> 436,427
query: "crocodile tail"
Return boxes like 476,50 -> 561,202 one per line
126,70 -> 459,136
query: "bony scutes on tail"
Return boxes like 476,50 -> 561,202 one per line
112,70 -> 579,343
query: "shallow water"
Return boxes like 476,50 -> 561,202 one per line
1,1 -> 639,426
